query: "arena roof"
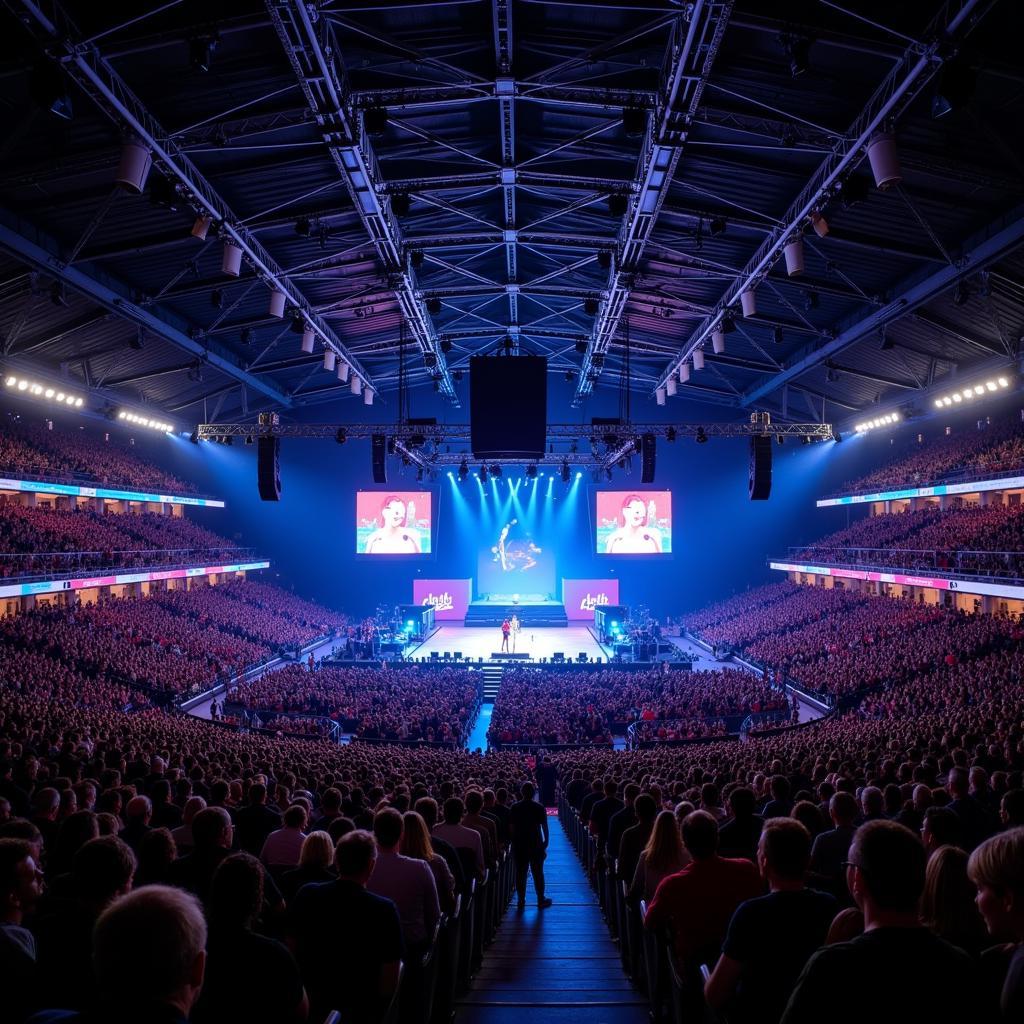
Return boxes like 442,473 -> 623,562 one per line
0,0 -> 1022,429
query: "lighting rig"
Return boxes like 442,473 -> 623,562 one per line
197,415 -> 835,478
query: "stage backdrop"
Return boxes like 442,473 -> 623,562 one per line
562,578 -> 620,620
412,578 -> 471,621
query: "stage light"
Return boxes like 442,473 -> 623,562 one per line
783,236 -> 804,276
490,464 -> 502,478
115,139 -> 152,193
561,461 -> 570,483
695,427 -> 708,444
867,132 -> 902,190
526,464 -> 537,479
458,459 -> 468,482
222,241 -> 242,277
479,464 -> 488,483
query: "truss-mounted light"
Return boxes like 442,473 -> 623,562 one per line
853,412 -> 901,434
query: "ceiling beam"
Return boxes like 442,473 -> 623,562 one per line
740,202 -> 1024,407
0,207 -> 294,409
662,0 -> 995,394
265,0 -> 457,403
13,0 -> 372,401
575,0 -> 734,404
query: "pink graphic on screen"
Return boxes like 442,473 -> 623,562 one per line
562,579 -> 620,620
413,579 -> 471,621
595,491 -> 672,554
356,491 -> 432,554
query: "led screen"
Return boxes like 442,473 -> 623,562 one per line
356,491 -> 432,554
595,490 -> 672,554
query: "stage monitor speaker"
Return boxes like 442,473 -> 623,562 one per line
257,436 -> 281,502
640,432 -> 656,483
749,435 -> 772,500
577,652 -> 587,663
454,651 -> 462,660
430,651 -> 439,660
371,434 -> 387,484
470,355 -> 547,459
552,652 -> 565,663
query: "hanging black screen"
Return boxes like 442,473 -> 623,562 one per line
470,356 -> 547,460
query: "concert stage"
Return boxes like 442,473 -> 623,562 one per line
413,625 -> 608,663
464,596 -> 568,627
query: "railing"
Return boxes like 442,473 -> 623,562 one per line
778,545 -> 1024,584
823,461 -> 1024,500
626,716 -> 736,749
0,546 -> 254,583
0,462 -> 215,500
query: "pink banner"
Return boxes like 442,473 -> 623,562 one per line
562,578 -> 620,620
413,578 -> 472,621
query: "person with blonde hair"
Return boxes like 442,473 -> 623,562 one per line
968,826 -> 1024,1019
281,830 -> 336,902
921,844 -> 989,957
401,810 -> 455,915
630,809 -> 689,903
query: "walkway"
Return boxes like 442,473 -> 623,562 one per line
466,703 -> 492,752
456,820 -> 647,1024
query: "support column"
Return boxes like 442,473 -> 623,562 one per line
20,492 -> 37,507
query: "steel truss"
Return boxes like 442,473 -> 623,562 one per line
12,0 -> 374,398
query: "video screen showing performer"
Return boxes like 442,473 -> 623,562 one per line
596,491 -> 672,554
356,491 -> 432,554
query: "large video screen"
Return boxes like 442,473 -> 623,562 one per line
356,491 -> 432,555
476,516 -> 556,596
595,491 -> 672,554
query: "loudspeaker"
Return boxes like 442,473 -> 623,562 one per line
371,434 -> 387,484
454,651 -> 462,660
749,435 -> 772,500
552,652 -> 565,663
640,432 -> 656,483
257,436 -> 281,501
470,356 -> 547,459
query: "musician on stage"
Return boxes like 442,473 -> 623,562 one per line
500,618 -> 511,652
510,614 -> 521,652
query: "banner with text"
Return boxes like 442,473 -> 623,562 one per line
413,578 -> 472,621
562,578 -> 620,620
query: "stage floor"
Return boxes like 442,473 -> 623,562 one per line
413,625 -> 609,662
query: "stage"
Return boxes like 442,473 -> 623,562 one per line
411,625 -> 610,663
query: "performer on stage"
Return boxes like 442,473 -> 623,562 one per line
604,494 -> 662,553
364,495 -> 421,553
501,617 -> 511,652
510,614 -> 521,653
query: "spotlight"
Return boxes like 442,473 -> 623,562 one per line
867,132 -> 901,190
294,216 -> 312,237
189,430 -> 199,444
335,428 -> 347,444
245,435 -> 254,446
440,337 -> 453,354
584,297 -> 599,316
115,139 -> 152,193
809,210 -> 829,237
708,216 -> 726,236
695,427 -> 708,444
222,242 -> 242,277
490,464 -> 502,478
240,327 -> 254,345
191,216 -> 212,240
666,427 -> 677,442
426,297 -> 442,316
932,59 -> 976,119
526,464 -> 537,479
479,464 -> 488,483
561,461 -> 570,483
458,459 -> 468,482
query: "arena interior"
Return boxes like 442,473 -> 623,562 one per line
1,2 -> 1024,1023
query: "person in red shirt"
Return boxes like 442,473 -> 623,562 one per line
644,810 -> 763,970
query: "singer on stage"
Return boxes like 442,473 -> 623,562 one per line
500,617 -> 511,652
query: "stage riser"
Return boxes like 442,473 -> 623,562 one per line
464,605 -> 569,627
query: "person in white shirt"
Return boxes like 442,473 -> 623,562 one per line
259,804 -> 308,869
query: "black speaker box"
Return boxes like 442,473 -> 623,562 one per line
371,434 -> 387,484
749,435 -> 772,500
257,436 -> 281,501
640,432 -> 656,483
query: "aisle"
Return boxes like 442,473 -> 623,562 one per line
455,820 -> 647,1024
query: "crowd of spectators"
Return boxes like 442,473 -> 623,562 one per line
0,502 -> 242,578
838,413 -> 1024,495
488,667 -> 789,747
226,664 -> 480,746
0,421 -> 198,494
795,502 -> 1024,576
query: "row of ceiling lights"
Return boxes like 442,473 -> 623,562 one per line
5,375 -> 83,407
853,412 -> 901,433
933,376 -> 1010,408
117,411 -> 173,433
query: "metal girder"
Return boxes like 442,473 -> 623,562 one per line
663,0 -> 996,396
382,170 -> 631,195
494,0 -> 517,326
741,201 -> 1024,408
197,419 -> 834,445
0,208 -> 294,409
265,0 -> 457,404
12,0 -> 373,402
353,82 -> 657,113
576,1 -> 734,404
